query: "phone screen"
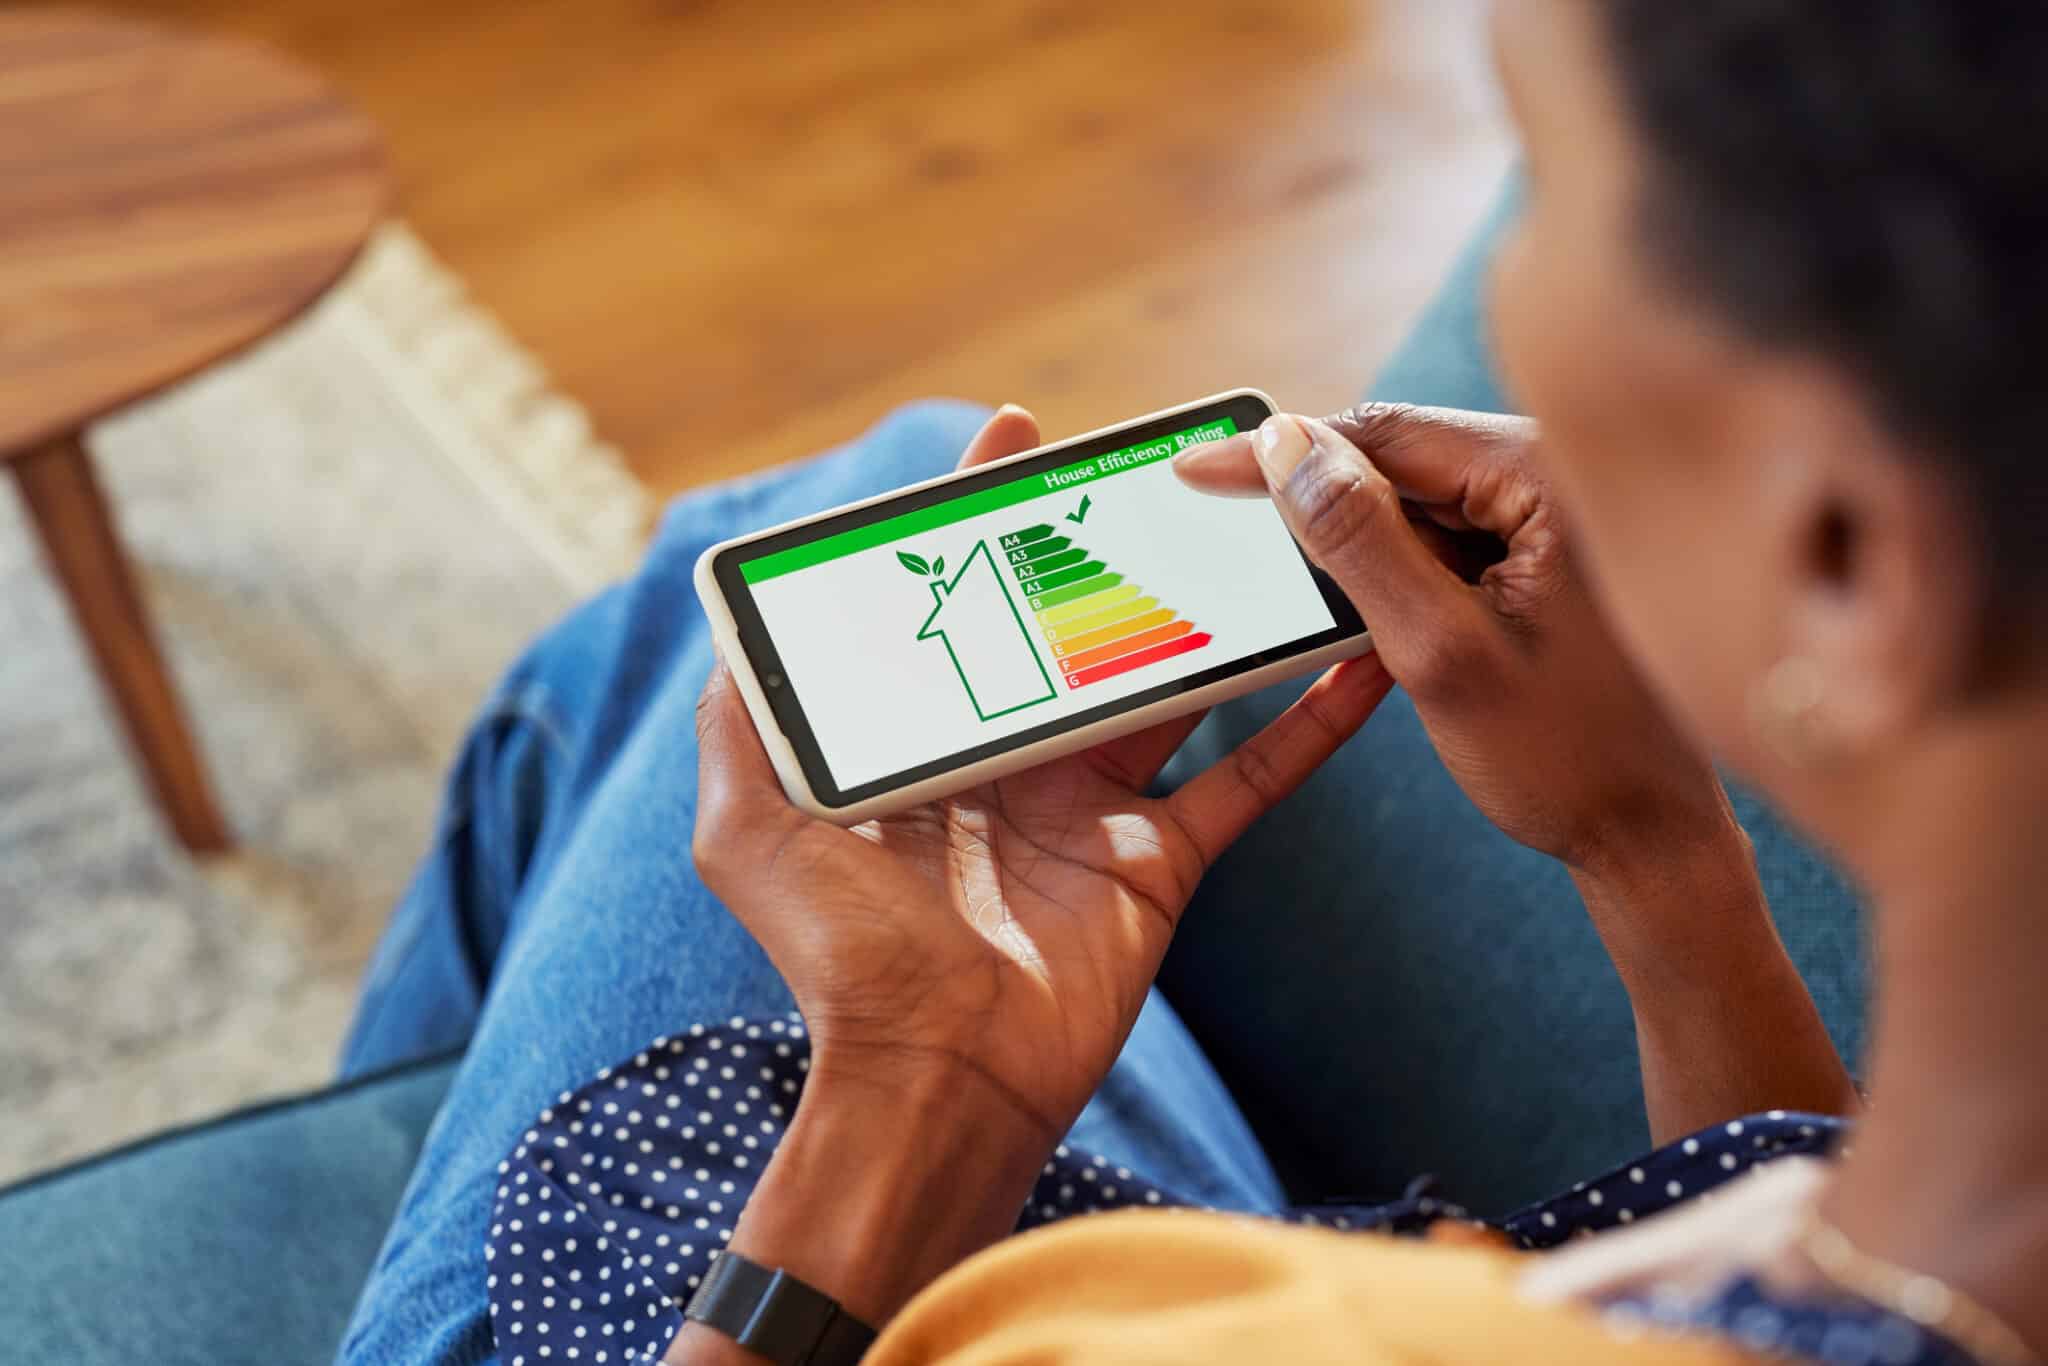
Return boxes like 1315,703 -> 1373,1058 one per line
714,396 -> 1364,808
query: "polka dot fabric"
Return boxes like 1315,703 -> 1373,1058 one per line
485,1016 -> 803,1365
486,1018 -> 1978,1366
1601,1277 -> 1978,1366
1501,1111 -> 1838,1249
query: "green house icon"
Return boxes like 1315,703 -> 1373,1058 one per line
915,540 -> 1057,722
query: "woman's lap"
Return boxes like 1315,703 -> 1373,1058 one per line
338,307 -> 1866,1355
335,402 -> 1290,1363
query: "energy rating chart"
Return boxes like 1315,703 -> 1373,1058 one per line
1001,523 -> 1213,689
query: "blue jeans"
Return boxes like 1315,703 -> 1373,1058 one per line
338,211 -> 1866,1364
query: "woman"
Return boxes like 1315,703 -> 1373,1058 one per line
341,0 -> 2046,1362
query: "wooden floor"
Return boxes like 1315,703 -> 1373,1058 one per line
146,0 -> 1512,498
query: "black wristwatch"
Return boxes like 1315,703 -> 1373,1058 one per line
681,1250 -> 878,1365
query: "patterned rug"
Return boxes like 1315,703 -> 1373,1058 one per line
0,226 -> 651,1183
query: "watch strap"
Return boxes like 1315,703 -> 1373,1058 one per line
682,1250 -> 877,1365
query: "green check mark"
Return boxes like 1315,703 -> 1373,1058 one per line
1066,493 -> 1092,525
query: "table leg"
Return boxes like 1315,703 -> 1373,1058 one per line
10,432 -> 231,853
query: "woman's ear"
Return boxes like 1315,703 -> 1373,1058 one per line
1764,373 -> 1984,763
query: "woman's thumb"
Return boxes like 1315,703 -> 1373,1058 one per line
1254,414 -> 1492,692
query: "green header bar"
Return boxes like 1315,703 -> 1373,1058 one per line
739,416 -> 1237,583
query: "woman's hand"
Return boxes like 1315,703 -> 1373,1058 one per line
1175,406 -> 1856,1141
683,406 -> 1393,1335
1177,404 -> 1735,873
694,405 -> 1391,1135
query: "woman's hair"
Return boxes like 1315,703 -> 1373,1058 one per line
1597,1 -> 2048,586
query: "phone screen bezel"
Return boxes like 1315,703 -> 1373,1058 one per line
710,394 -> 1367,811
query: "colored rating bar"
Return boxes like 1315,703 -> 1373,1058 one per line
1018,560 -> 1106,596
1065,632 -> 1213,688
1015,547 -> 1086,581
1052,607 -> 1175,659
1037,582 -> 1139,625
1004,536 -> 1071,567
999,524 -> 1056,550
1058,619 -> 1194,675
1042,594 -> 1159,642
1030,572 -> 1123,610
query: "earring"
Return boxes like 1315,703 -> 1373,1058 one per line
1750,656 -> 1835,767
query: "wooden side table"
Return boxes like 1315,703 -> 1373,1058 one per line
0,8 -> 385,852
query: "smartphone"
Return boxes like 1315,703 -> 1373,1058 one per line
694,390 -> 1372,823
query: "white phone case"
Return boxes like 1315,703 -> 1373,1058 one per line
693,389 -> 1374,824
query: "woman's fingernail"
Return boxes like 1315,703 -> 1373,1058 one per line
994,402 -> 1030,419
1171,433 -> 1269,496
1172,432 -> 1247,466
1253,415 -> 1312,488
